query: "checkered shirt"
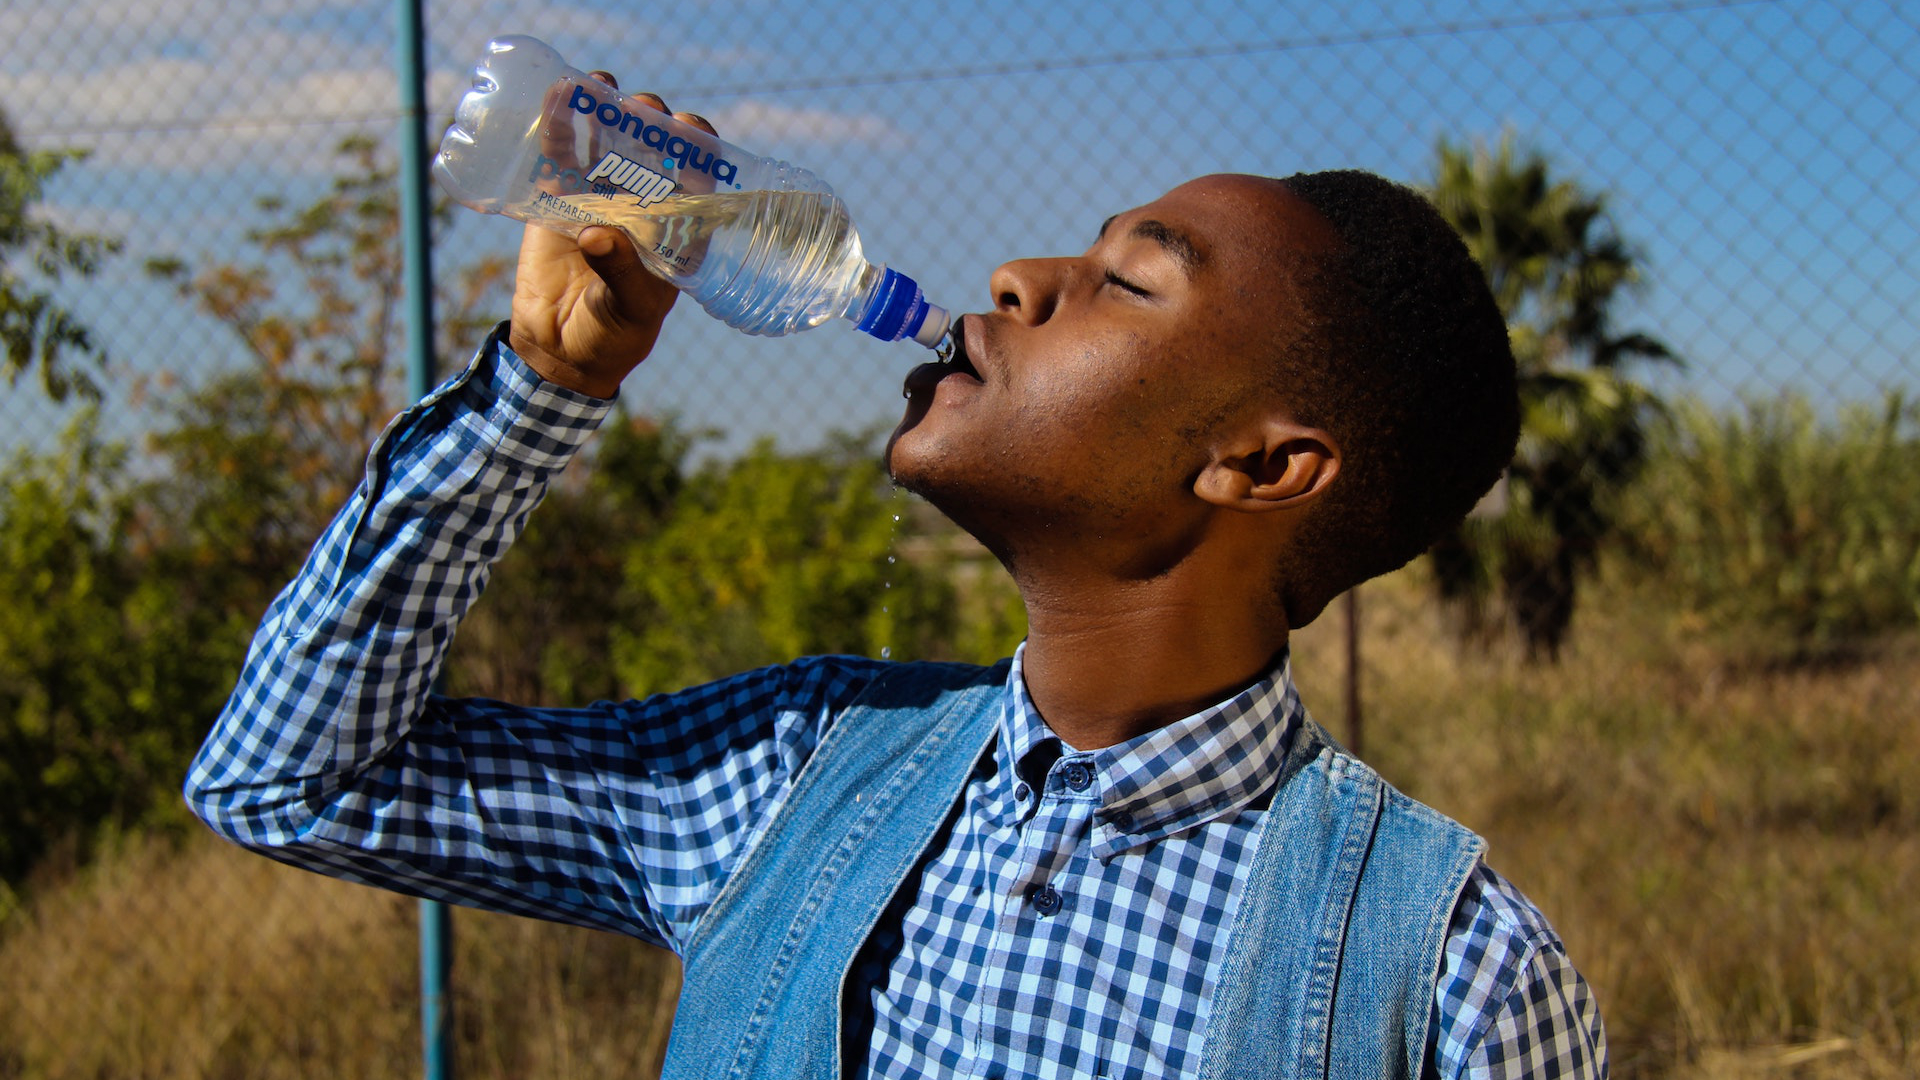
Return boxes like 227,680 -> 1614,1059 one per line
187,332 -> 1607,1079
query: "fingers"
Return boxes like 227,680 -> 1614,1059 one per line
595,86 -> 723,198
595,76 -> 719,139
578,225 -> 674,321
577,224 -> 636,276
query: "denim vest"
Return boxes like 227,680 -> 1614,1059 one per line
662,661 -> 1485,1080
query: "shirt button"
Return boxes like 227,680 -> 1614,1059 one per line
1063,762 -> 1093,791
1106,809 -> 1134,831
1029,884 -> 1063,916
1014,782 -> 1031,801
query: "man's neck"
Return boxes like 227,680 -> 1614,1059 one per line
1014,571 -> 1290,751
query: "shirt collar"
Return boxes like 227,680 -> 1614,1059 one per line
997,642 -> 1304,858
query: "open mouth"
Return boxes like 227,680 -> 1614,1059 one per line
935,319 -> 981,380
903,318 -> 983,398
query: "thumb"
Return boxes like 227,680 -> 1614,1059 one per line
577,225 -> 675,322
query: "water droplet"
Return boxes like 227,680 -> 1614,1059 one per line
892,515 -> 901,523
886,555 -> 896,564
880,646 -> 892,660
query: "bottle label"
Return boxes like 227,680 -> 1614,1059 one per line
566,84 -> 743,188
583,152 -> 676,207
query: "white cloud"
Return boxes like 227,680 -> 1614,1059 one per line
0,0 -> 879,178
708,101 -> 907,149
449,2 -> 771,71
0,0 -> 321,72
27,200 -> 144,240
1,54 -> 396,172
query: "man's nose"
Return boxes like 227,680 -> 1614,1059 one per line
989,258 -> 1073,325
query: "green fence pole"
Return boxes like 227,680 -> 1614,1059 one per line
419,896 -> 453,1080
395,5 -> 434,405
393,1 -> 450,1077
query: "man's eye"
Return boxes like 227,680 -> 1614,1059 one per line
1105,270 -> 1150,297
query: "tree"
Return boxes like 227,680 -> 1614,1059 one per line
446,412 -> 700,706
0,134 -> 511,883
0,415 -> 235,881
0,105 -> 119,401
145,134 -> 512,625
611,433 -> 959,697
1426,136 -> 1676,659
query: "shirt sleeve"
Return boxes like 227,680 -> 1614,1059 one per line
184,325 -> 884,952
1429,861 -> 1609,1079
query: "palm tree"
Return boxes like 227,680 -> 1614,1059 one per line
1426,136 -> 1676,659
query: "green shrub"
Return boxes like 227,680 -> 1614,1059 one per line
0,416 -> 240,881
1623,391 -> 1920,656
611,435 -> 961,696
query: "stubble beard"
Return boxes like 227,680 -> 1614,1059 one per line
887,447 -> 1022,572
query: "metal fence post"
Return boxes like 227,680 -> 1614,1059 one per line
394,0 -> 450,1077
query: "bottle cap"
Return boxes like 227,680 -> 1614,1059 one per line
858,268 -> 946,347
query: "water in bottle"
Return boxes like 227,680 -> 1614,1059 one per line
433,35 -> 949,348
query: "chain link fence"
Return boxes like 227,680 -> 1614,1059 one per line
2,1 -> 1916,1077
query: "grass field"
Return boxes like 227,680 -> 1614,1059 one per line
1290,569 -> 1918,1079
2,565 -> 1914,1078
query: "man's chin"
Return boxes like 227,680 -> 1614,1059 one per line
882,420 -> 915,487
881,455 -> 1013,568
884,444 -> 938,506
883,403 -> 945,485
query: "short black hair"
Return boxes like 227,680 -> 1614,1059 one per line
1270,169 -> 1518,625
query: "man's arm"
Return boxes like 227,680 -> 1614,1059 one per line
184,86 -> 893,949
1430,862 -> 1609,1079
183,324 -> 881,948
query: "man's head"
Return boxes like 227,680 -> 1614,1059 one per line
886,171 -> 1515,627
1264,169 -> 1519,623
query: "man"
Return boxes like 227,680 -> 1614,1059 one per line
188,85 -> 1605,1079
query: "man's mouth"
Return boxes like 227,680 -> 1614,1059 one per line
903,318 -> 983,398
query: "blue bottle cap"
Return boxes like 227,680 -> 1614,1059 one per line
857,267 -> 945,346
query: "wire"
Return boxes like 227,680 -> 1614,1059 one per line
18,0 -> 1774,139
676,0 -> 1775,98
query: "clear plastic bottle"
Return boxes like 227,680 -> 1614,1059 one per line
434,35 -> 949,348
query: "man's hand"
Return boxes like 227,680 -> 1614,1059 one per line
509,74 -> 720,398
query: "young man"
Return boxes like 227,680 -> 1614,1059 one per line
188,89 -> 1606,1079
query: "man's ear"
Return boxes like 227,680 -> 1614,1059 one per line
1193,419 -> 1340,512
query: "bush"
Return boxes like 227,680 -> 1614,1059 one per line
1622,391 -> 1920,658
0,416 -> 240,881
611,434 -> 962,696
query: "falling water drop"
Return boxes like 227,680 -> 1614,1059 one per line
881,495 -> 905,665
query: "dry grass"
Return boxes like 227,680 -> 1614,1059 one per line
1291,566 -> 1920,1079
0,834 -> 679,1079
2,564 -> 1914,1078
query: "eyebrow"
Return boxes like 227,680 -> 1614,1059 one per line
1098,215 -> 1204,278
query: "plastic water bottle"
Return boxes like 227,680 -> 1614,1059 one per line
434,35 -> 950,349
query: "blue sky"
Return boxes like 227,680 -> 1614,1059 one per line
4,0 -> 1914,454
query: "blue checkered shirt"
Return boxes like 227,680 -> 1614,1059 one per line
188,333 -> 1607,1079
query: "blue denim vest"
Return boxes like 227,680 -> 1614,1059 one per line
662,661 -> 1484,1080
